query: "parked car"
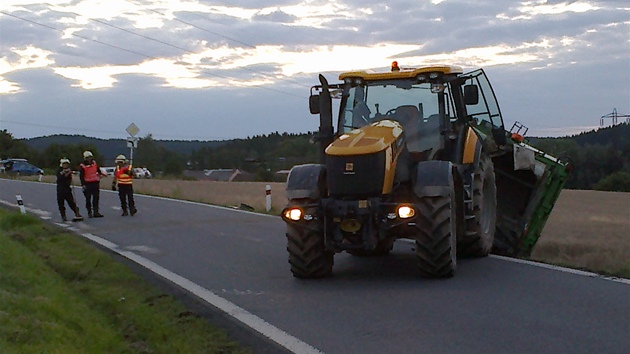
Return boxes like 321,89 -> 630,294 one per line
0,158 -> 44,176
133,167 -> 152,179
100,167 -> 116,176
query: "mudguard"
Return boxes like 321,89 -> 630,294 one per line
285,164 -> 327,200
413,160 -> 455,198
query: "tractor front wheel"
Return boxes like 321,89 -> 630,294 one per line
286,223 -> 334,279
412,194 -> 457,278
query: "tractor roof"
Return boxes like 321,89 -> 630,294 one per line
339,64 -> 463,81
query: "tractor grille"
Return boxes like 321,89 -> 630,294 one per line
326,151 -> 386,196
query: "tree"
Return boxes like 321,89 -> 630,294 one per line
594,172 -> 630,192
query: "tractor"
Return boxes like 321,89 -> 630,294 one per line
281,62 -> 571,278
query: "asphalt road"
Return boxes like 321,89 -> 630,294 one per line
1,179 -> 629,354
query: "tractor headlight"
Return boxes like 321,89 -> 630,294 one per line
397,205 -> 415,219
283,208 -> 303,221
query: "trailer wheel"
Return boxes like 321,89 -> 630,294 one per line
459,153 -> 497,257
286,223 -> 333,279
413,194 -> 457,278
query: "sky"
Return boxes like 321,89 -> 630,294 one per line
1,0 -> 628,141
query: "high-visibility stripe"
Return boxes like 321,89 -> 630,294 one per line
116,165 -> 133,185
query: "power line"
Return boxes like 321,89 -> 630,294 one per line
1,11 -> 156,60
1,9 -> 306,98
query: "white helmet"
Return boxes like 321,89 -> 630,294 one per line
59,158 -> 70,167
83,151 -> 93,158
115,154 -> 127,163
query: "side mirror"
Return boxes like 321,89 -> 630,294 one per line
464,85 -> 479,105
309,95 -> 320,114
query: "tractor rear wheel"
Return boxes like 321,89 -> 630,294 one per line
286,224 -> 333,279
413,194 -> 457,278
459,153 -> 497,257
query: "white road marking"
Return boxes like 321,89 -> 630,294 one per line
80,232 -> 323,354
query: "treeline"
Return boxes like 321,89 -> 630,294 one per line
4,123 -> 630,190
189,132 -> 319,181
529,123 -> 630,192
1,130 -> 185,176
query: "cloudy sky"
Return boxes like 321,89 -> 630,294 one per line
1,0 -> 628,141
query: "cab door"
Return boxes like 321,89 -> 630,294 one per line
463,69 -> 504,131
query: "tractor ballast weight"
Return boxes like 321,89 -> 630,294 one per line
283,63 -> 570,279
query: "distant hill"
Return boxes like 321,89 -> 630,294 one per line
22,134 -> 225,161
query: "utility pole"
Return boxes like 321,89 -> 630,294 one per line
600,108 -> 630,126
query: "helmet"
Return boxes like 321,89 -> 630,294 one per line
115,154 -> 127,163
59,158 -> 70,167
83,151 -> 93,158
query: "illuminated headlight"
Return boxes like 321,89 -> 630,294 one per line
284,208 -> 303,221
397,205 -> 415,219
416,74 -> 426,81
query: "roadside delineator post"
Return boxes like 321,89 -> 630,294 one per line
265,185 -> 272,212
16,195 -> 26,215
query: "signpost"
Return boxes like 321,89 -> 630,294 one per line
126,123 -> 140,165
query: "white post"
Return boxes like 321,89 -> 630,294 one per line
38,174 -> 43,182
265,185 -> 272,212
16,195 -> 26,215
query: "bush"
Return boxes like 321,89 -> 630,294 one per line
594,171 -> 630,192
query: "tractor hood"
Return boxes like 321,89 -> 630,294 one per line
326,120 -> 404,156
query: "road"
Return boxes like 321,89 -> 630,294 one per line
1,179 -> 629,354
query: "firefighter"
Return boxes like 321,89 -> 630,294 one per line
56,158 -> 83,222
79,150 -> 106,218
112,154 -> 137,216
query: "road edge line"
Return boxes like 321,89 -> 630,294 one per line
78,231 -> 324,354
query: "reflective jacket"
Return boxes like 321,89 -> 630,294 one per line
80,162 -> 100,183
115,165 -> 133,185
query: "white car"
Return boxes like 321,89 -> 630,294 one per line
100,167 -> 116,176
133,167 -> 152,179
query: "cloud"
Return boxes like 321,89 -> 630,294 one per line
0,0 -> 628,140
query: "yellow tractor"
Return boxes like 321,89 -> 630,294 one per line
282,62 -> 570,278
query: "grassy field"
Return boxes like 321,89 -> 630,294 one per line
16,175 -> 630,278
0,209 -> 251,353
532,189 -> 630,278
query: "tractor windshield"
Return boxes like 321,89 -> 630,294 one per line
340,80 -> 453,153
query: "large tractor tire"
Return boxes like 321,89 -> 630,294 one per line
286,224 -> 334,279
413,194 -> 457,278
458,153 -> 497,257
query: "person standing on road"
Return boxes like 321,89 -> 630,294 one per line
112,154 -> 137,216
79,150 -> 106,218
56,158 -> 83,222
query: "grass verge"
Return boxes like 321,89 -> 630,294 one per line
0,209 -> 251,353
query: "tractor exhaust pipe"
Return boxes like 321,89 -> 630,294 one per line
318,74 -> 334,164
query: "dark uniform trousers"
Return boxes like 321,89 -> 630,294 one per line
83,181 -> 100,213
57,188 -> 78,216
118,184 -> 135,212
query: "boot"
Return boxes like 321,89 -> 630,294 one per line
130,207 -> 137,216
61,211 -> 67,222
93,207 -> 104,218
121,209 -> 129,216
87,209 -> 93,218
72,208 -> 83,222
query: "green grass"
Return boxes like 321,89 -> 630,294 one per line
0,209 -> 251,354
